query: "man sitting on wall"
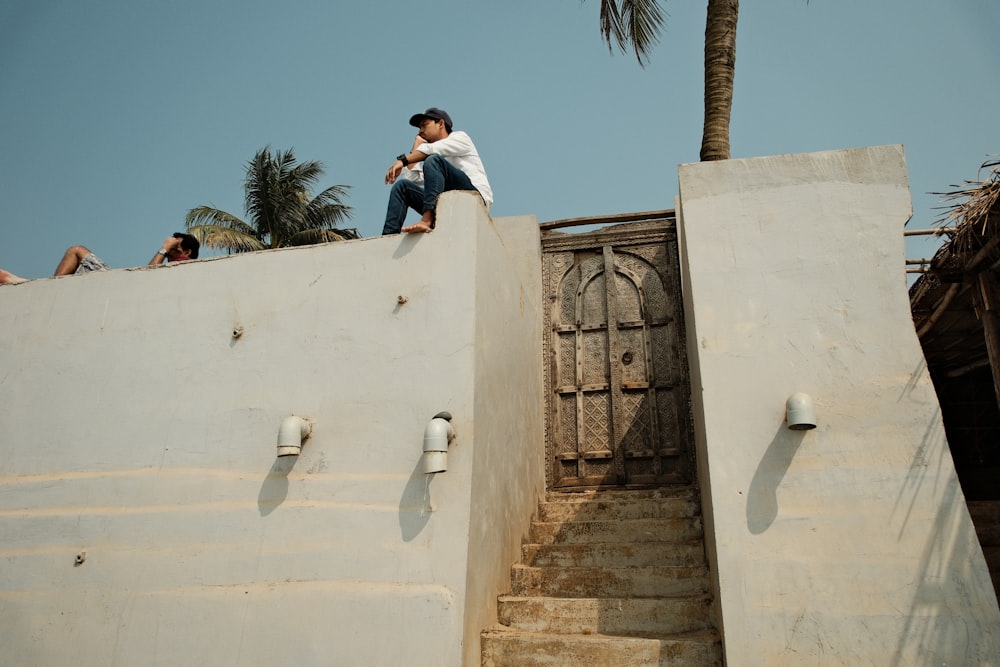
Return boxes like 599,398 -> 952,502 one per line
382,107 -> 493,235
0,233 -> 200,285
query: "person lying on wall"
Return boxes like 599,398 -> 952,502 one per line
382,107 -> 493,235
0,233 -> 201,285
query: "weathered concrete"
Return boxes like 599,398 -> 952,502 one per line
497,596 -> 713,635
481,629 -> 723,667
529,517 -> 704,544
0,192 -> 544,667
677,145 -> 1000,665
510,564 -> 710,598
522,542 -> 707,568
537,492 -> 700,522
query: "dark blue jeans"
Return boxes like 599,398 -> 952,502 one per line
382,154 -> 477,235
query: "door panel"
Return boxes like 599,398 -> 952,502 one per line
542,218 -> 691,489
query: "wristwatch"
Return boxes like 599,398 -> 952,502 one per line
158,249 -> 168,257
396,153 -> 409,167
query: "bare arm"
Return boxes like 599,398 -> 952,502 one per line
385,134 -> 430,184
149,236 -> 183,265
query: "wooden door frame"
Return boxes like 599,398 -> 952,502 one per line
541,214 -> 693,491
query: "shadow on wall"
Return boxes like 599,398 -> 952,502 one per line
889,401 -> 994,666
399,457 -> 435,541
254,445 -> 437,539
746,423 -> 807,534
259,456 -> 297,517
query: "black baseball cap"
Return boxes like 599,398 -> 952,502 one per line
409,107 -> 453,130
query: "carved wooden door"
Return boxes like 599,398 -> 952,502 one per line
542,218 -> 691,489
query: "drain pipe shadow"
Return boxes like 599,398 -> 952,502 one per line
258,455 -> 298,517
746,423 -> 807,534
399,456 -> 435,542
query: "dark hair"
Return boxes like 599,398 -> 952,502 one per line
173,232 -> 201,259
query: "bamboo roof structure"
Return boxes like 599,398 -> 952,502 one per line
909,158 -> 1000,501
910,159 -> 1000,378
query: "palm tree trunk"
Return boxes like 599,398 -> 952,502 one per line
700,0 -> 739,161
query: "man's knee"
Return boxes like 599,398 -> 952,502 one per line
65,245 -> 91,258
423,154 -> 445,171
391,177 -> 417,197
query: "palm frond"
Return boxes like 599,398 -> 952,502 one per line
187,225 -> 267,253
245,146 -> 285,248
288,160 -> 325,191
306,185 -> 354,231
185,206 -> 252,233
286,229 -> 355,246
599,0 -> 625,52
596,0 -> 664,66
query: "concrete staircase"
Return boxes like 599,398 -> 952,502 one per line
481,487 -> 722,666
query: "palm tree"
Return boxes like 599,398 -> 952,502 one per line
595,0 -> 739,161
186,147 -> 356,253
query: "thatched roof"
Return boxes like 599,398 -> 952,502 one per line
934,158 -> 1000,259
910,159 -> 1000,502
910,159 -> 1000,377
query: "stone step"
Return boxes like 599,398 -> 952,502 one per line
510,564 -> 710,599
522,540 -> 706,568
529,517 -> 703,545
481,628 -> 723,667
537,494 -> 700,523
497,595 -> 714,636
483,487 -> 718,667
544,487 -> 697,503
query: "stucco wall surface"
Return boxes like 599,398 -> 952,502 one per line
463,205 -> 546,667
0,193 -> 543,667
677,145 -> 1000,666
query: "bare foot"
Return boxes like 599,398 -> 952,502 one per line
0,269 -> 28,285
402,210 -> 436,234
402,221 -> 434,233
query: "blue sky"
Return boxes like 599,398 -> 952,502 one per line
1,1 -> 997,280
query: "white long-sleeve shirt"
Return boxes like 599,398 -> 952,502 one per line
407,130 -> 493,208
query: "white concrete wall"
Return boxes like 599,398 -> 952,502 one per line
0,192 -> 544,667
463,204 -> 546,667
677,145 -> 1000,665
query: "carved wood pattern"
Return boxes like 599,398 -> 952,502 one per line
542,219 -> 692,489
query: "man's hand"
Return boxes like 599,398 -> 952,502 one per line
149,236 -> 183,265
385,160 -> 404,184
387,141 -> 430,184
162,236 -> 183,253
